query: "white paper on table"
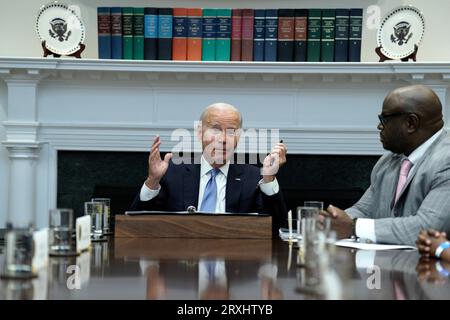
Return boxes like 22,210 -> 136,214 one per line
334,239 -> 417,251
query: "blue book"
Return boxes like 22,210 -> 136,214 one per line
97,7 -> 111,59
111,7 -> 122,59
334,9 -> 349,62
158,8 -> 173,60
253,9 -> 265,61
349,8 -> 363,62
144,8 -> 158,60
264,9 -> 278,61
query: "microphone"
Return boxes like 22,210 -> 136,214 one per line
187,206 -> 197,214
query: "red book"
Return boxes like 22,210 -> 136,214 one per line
231,9 -> 242,61
277,9 -> 295,61
187,8 -> 203,61
241,9 -> 254,61
172,8 -> 188,60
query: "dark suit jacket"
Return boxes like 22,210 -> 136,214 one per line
130,161 -> 287,236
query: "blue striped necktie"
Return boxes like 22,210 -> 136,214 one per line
200,168 -> 220,212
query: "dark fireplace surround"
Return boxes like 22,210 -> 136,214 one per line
57,151 -> 379,225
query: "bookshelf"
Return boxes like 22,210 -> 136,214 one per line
2,0 -> 450,61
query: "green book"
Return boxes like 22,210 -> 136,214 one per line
122,7 -> 134,60
307,9 -> 321,62
202,8 -> 217,61
215,8 -> 231,61
320,9 -> 335,62
133,8 -> 145,60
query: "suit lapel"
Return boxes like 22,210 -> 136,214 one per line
225,164 -> 243,213
183,164 -> 200,210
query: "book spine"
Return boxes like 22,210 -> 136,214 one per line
122,7 -> 134,60
277,9 -> 294,62
241,9 -> 254,61
334,9 -> 349,62
111,7 -> 122,59
144,8 -> 158,60
202,8 -> 217,61
97,7 -> 111,59
133,8 -> 145,60
158,8 -> 173,60
294,9 -> 307,62
307,9 -> 321,62
215,8 -> 231,61
253,9 -> 265,61
172,8 -> 188,60
320,9 -> 335,62
264,9 -> 278,62
349,8 -> 363,62
231,9 -> 242,61
187,8 -> 203,61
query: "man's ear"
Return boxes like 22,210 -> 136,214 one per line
407,113 -> 420,133
196,122 -> 203,142
234,128 -> 242,146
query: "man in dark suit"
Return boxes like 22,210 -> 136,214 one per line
130,102 -> 288,235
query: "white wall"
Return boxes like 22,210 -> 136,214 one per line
0,0 -> 449,61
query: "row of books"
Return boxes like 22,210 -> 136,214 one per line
97,7 -> 363,62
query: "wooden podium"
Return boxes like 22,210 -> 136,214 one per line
115,213 -> 272,239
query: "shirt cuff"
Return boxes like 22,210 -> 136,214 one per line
140,182 -> 161,201
355,218 -> 377,243
258,178 -> 279,196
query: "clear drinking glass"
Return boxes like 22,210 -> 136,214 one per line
303,201 -> 324,210
91,198 -> 112,235
49,208 -> 77,256
84,201 -> 106,241
1,226 -> 36,279
296,206 -> 319,238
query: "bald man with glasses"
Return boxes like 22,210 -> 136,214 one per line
321,85 -> 450,245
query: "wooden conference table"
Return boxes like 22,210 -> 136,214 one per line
1,237 -> 449,300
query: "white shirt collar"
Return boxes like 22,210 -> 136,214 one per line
200,155 -> 230,178
407,128 -> 443,165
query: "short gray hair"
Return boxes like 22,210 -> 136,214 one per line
199,102 -> 243,128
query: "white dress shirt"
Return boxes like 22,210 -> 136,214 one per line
355,128 -> 444,242
140,155 -> 280,213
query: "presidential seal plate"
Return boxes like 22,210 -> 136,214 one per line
36,2 -> 85,55
377,5 -> 425,60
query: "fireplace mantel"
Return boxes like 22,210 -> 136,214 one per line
1,57 -> 449,228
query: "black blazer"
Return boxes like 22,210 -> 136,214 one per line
130,161 -> 287,236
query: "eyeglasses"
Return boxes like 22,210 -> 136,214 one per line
378,112 -> 411,126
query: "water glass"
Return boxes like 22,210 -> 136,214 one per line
84,201 -> 106,241
296,206 -> 319,237
304,201 -> 324,210
91,198 -> 112,235
1,227 -> 36,279
49,208 -> 77,256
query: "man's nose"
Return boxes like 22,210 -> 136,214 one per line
377,122 -> 383,131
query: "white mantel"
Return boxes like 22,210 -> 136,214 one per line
1,57 -> 450,228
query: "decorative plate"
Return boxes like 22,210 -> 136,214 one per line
35,2 -> 85,55
377,5 -> 425,59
